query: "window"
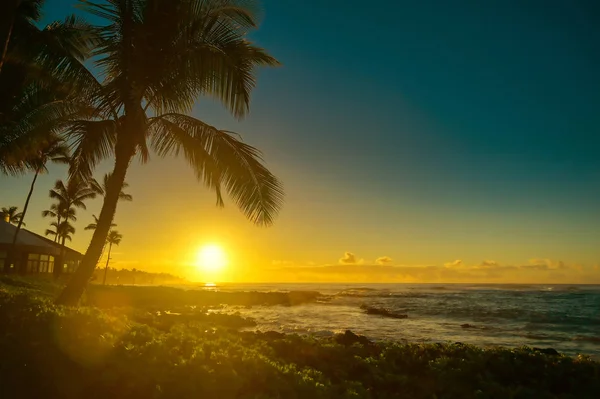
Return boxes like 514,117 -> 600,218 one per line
48,256 -> 54,273
27,253 -> 40,273
39,254 -> 49,273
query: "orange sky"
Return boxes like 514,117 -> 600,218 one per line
2,153 -> 599,284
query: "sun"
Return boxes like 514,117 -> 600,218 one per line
196,244 -> 227,273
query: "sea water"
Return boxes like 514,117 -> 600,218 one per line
209,283 -> 600,358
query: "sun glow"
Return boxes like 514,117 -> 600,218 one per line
196,244 -> 227,274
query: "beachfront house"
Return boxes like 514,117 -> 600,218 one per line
0,218 -> 83,276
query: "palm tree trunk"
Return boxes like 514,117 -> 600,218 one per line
56,136 -> 136,305
8,168 -> 38,273
103,242 -> 112,285
52,222 -> 64,278
11,168 -> 38,245
54,214 -> 61,243
0,0 -> 20,74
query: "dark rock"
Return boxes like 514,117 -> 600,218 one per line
533,347 -> 559,356
334,330 -> 371,346
461,323 -> 477,329
361,306 -> 408,319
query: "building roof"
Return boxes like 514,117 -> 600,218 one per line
0,220 -> 83,257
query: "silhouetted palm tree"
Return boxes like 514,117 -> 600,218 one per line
42,202 -> 76,242
1,0 -> 96,175
56,0 -> 284,305
0,0 -> 95,84
103,230 -> 122,285
46,177 -> 95,276
8,137 -> 69,250
49,177 -> 96,215
45,220 -> 75,244
90,173 -> 132,201
1,206 -> 24,225
84,214 -> 116,231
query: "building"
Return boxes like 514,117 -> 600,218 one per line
0,218 -> 83,275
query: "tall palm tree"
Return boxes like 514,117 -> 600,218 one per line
8,137 -> 69,250
49,177 -> 96,215
42,202 -> 76,242
102,230 -> 122,285
56,0 -> 284,305
1,206 -> 24,225
90,173 -> 132,201
46,177 -> 95,276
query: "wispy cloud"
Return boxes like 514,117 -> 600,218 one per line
525,259 -> 570,270
376,256 -> 393,265
477,260 -> 499,268
444,259 -> 463,268
339,252 -> 358,264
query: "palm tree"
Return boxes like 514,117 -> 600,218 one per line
46,177 -> 95,276
0,0 -> 21,74
56,0 -> 284,305
102,230 -> 122,285
1,206 -> 24,225
49,177 -> 96,216
44,220 -> 75,244
85,214 -> 116,231
90,173 -> 132,201
1,0 -> 97,174
42,202 -> 76,242
8,137 -> 69,250
1,0 -> 96,88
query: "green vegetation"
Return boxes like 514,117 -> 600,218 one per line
1,278 -> 598,398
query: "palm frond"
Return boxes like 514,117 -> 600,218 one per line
66,119 -> 117,179
149,112 -> 283,225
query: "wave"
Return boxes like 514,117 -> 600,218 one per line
522,333 -> 570,341
572,336 -> 600,344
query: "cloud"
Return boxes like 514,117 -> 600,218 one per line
529,258 -> 551,267
526,259 -> 570,270
479,260 -> 499,268
259,259 -> 600,284
444,259 -> 463,268
339,252 -> 358,264
376,256 -> 393,265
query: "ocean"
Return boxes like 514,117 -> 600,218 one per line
207,283 -> 600,358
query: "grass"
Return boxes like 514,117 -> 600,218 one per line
1,277 -> 599,398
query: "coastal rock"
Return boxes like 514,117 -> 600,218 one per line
360,305 -> 408,319
334,330 -> 371,346
533,347 -> 559,356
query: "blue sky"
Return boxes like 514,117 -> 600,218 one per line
2,0 -> 599,282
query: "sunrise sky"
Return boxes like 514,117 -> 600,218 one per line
2,0 -> 600,283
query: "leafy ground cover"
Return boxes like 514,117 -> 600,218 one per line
1,277 -> 598,398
